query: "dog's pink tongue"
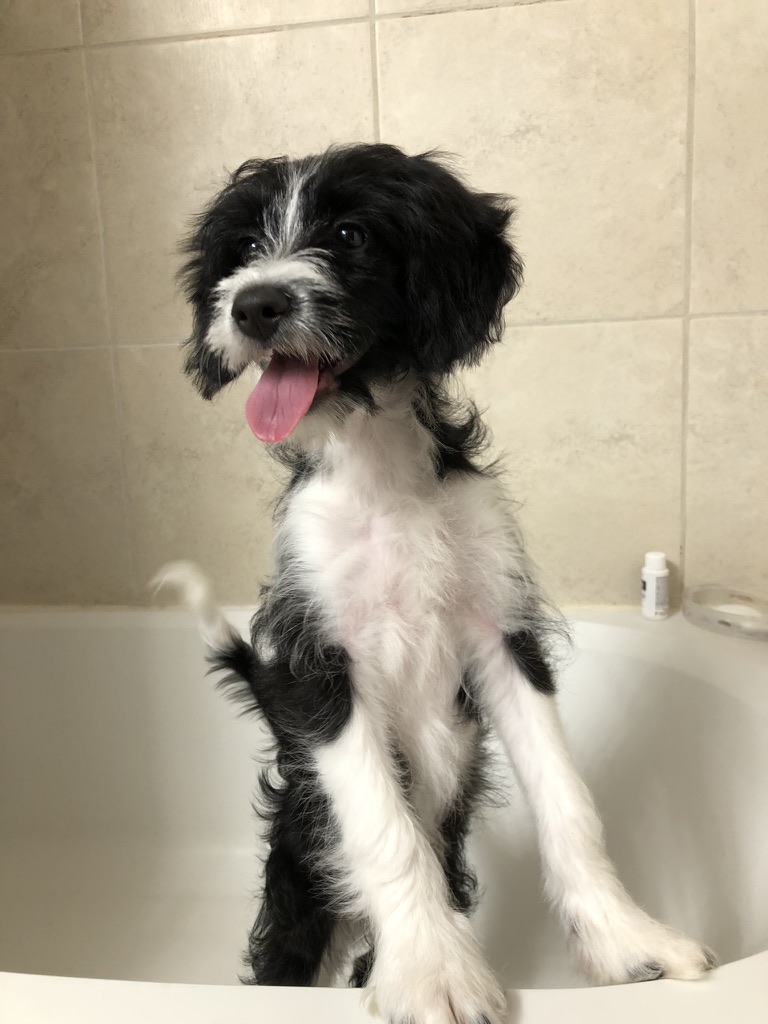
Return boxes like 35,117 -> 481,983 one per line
245,353 -> 320,443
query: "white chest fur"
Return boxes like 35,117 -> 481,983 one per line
275,393 -> 531,704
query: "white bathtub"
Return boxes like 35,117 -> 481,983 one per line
1,608 -> 767,1023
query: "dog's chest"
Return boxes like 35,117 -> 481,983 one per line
283,472 -> 466,668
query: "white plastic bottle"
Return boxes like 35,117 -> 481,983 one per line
641,552 -> 669,619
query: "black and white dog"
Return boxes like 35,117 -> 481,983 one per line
158,144 -> 715,1023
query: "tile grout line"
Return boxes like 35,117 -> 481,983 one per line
370,1 -> 381,143
679,0 -> 697,592
79,10 -> 141,605
0,342 -> 184,355
376,0 -> 571,18
0,0 -> 572,59
5,310 -> 768,357
509,313 -> 684,328
688,308 -> 768,320
4,307 -> 768,357
0,18 -> 366,58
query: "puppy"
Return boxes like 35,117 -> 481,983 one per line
159,144 -> 715,1023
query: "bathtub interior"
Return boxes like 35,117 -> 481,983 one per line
0,610 -> 766,990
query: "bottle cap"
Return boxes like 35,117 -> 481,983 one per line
644,551 -> 667,572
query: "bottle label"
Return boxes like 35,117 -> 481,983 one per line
641,573 -> 669,617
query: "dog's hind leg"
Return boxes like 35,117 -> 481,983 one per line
350,944 -> 374,987
438,781 -> 482,916
244,771 -> 339,986
152,561 -> 341,986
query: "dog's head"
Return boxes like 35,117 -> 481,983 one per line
179,144 -> 523,444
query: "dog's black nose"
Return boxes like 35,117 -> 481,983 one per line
231,285 -> 291,342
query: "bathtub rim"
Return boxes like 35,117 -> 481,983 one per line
3,950 -> 768,1024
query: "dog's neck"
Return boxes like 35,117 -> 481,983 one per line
317,376 -> 439,497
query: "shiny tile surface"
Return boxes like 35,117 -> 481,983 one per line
81,0 -> 368,44
0,52 -> 108,349
691,0 -> 768,313
0,350 -> 131,604
378,0 -> 689,322
686,316 -> 768,593
0,0 -> 82,54
465,318 -> 684,605
1,0 -> 766,606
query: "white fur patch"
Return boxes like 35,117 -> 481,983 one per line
203,255 -> 338,373
264,162 -> 312,257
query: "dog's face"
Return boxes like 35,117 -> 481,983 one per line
179,144 -> 523,444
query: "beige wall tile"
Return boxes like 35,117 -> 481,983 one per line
81,0 -> 368,44
0,52 -> 108,349
377,0 -> 541,12
464,319 -> 684,605
0,351 -> 132,604
691,1 -> 768,314
0,0 -> 82,54
686,316 -> 768,593
88,25 -> 374,345
116,346 -> 283,604
378,0 -> 688,322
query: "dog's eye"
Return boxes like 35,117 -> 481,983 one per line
336,223 -> 367,250
240,237 -> 260,258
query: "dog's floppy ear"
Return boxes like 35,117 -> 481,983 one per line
177,159 -> 276,399
178,210 -> 241,400
177,188 -> 241,400
403,153 -> 523,373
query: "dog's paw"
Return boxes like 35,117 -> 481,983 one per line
365,914 -> 507,1024
571,906 -> 717,985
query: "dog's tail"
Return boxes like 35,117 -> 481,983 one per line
151,560 -> 243,650
152,561 -> 263,718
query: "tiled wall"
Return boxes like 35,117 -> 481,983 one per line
1,0 -> 766,607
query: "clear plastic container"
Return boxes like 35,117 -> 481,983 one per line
682,585 -> 768,642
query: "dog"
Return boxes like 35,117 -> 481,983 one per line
157,144 -> 716,1023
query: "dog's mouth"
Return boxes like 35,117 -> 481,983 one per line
245,351 -> 346,444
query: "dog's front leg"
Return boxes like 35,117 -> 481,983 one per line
469,630 -> 717,985
314,697 -> 507,1024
